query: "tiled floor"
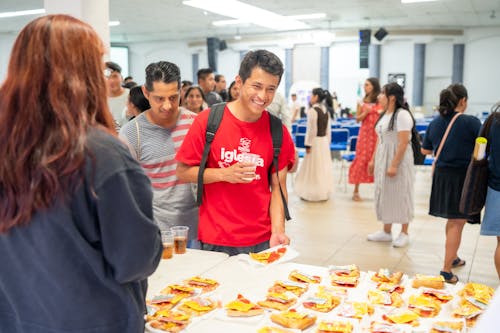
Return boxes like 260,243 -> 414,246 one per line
285,161 -> 499,288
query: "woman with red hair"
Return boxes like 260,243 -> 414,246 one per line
0,15 -> 162,332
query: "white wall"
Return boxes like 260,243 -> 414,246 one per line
463,27 -> 500,114
423,40 -> 454,114
0,34 -> 16,83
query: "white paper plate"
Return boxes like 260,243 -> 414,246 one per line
238,245 -> 299,268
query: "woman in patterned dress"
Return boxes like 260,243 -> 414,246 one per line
349,78 -> 381,201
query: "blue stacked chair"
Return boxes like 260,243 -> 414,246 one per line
330,128 -> 349,151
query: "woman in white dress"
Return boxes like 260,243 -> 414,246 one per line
367,83 -> 415,248
294,88 -> 334,201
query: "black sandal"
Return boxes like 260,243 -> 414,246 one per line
440,271 -> 459,284
452,257 -> 466,268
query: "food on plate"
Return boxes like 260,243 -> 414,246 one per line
249,246 -> 287,264
382,309 -> 420,326
257,326 -> 295,333
316,320 -> 354,333
177,297 -> 219,316
224,294 -> 264,317
317,285 -> 349,298
421,288 -> 453,303
430,320 -> 464,333
371,269 -> 403,284
270,309 -> 317,330
376,282 -> 404,294
257,292 -> 297,311
408,295 -> 441,317
160,284 -> 197,297
367,290 -> 404,308
328,264 -> 360,277
269,280 -> 308,297
337,301 -> 374,319
411,274 -> 444,289
288,269 -> 322,284
147,310 -> 191,333
147,293 -> 187,311
458,282 -> 494,306
302,292 -> 341,312
330,274 -> 359,288
184,276 -> 219,292
452,298 -> 483,328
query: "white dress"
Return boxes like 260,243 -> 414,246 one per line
294,104 -> 334,201
374,108 -> 415,224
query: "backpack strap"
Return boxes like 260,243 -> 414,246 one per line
269,113 -> 291,221
197,102 -> 226,206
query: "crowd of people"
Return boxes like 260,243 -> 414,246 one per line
1,13 -> 499,333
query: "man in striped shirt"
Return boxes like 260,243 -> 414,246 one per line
119,61 -> 198,244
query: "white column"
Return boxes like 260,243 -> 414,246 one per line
44,0 -> 110,52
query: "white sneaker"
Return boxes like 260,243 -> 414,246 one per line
367,230 -> 392,242
392,233 -> 409,248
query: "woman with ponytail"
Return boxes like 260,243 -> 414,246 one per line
294,88 -> 334,201
367,83 -> 415,248
421,84 -> 481,283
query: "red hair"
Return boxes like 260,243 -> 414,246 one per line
0,15 -> 115,232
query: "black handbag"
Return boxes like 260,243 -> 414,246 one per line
459,113 -> 494,216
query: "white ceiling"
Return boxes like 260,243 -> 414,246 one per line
1,0 -> 500,43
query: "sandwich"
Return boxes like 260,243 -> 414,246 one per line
421,288 -> 453,303
452,298 -> 483,328
430,320 -> 464,333
288,270 -> 322,284
329,264 -> 360,278
367,290 -> 404,308
408,295 -> 441,317
302,292 -> 341,312
147,293 -> 187,311
337,301 -> 374,320
147,310 -> 190,333
249,246 -> 287,264
371,269 -> 403,284
317,285 -> 349,298
177,297 -> 219,316
369,321 -> 406,333
376,282 -> 404,294
270,309 -> 317,330
225,294 -> 264,317
382,310 -> 420,326
331,274 -> 359,288
458,282 -> 494,306
160,284 -> 197,297
184,276 -> 219,292
269,280 -> 308,297
316,320 -> 354,333
411,274 -> 444,290
257,292 -> 297,311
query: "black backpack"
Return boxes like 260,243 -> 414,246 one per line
407,111 -> 426,165
196,103 -> 291,220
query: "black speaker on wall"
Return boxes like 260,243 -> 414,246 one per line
359,29 -> 371,45
207,37 -> 219,71
374,28 -> 388,41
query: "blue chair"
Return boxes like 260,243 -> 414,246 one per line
342,125 -> 360,137
294,134 -> 306,158
424,156 -> 434,166
297,125 -> 307,134
330,129 -> 349,151
416,124 -> 428,132
291,123 -> 298,135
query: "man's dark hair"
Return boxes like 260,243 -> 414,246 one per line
105,61 -> 122,73
215,74 -> 224,82
181,80 -> 193,88
144,61 -> 181,91
238,50 -> 284,84
129,86 -> 150,112
197,68 -> 214,82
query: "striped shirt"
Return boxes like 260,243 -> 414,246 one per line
119,108 -> 199,239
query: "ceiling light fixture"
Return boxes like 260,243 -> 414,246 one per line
401,0 -> 437,3
109,21 -> 120,26
183,0 -> 310,31
0,8 -> 45,18
213,12 -> 326,27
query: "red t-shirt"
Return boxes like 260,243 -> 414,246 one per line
175,106 -> 295,247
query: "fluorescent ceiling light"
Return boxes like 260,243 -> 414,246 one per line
183,0 -> 310,31
213,12 -> 326,27
0,8 -> 45,18
401,0 -> 437,3
109,21 -> 120,26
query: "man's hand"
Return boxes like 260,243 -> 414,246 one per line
270,232 -> 290,248
220,162 -> 256,183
